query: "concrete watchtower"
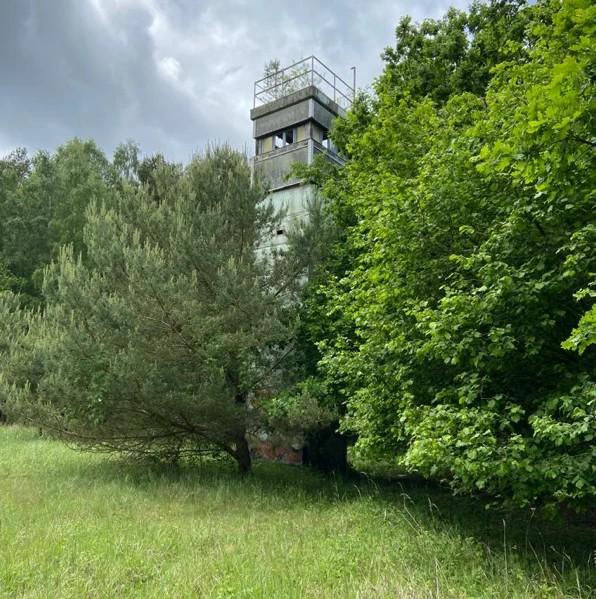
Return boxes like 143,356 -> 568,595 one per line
250,57 -> 354,249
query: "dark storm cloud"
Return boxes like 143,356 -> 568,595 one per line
1,0 -> 214,160
0,0 -> 469,162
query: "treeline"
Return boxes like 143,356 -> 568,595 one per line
0,140 -> 162,304
0,0 -> 594,511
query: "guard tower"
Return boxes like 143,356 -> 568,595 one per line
251,57 -> 354,249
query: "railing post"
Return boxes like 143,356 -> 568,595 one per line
333,74 -> 336,102
311,56 -> 314,86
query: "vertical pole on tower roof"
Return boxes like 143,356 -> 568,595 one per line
351,66 -> 356,99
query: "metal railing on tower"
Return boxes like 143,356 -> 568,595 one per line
253,56 -> 355,109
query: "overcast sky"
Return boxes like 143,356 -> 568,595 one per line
1,0 -> 471,163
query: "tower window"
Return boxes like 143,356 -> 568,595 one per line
274,128 -> 296,149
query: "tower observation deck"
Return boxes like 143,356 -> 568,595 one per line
250,57 -> 355,250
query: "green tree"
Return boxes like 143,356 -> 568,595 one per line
309,0 -> 595,509
0,148 -> 37,299
2,147 -> 294,472
259,59 -> 311,102
380,0 -> 531,105
0,140 -> 116,304
47,138 -> 113,258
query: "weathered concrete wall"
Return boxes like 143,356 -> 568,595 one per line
251,86 -> 313,119
259,184 -> 316,253
253,100 -> 310,138
270,183 -> 316,221
313,101 -> 335,132
253,141 -> 309,189
251,85 -> 343,140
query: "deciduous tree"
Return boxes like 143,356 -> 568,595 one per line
307,0 -> 595,509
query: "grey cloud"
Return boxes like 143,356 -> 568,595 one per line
1,0 -> 470,162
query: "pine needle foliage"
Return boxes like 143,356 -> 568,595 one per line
1,147 -> 296,472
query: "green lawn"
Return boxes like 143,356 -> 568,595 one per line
0,427 -> 593,598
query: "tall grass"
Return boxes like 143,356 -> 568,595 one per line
0,426 -> 593,598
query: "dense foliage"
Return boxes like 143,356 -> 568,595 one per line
0,147 -> 297,472
0,139 -> 131,302
304,0 -> 595,509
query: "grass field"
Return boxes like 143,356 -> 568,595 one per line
0,426 -> 593,598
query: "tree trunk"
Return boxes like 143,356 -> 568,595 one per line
303,424 -> 349,473
234,434 -> 252,474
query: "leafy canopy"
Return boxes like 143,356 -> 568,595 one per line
306,0 -> 595,509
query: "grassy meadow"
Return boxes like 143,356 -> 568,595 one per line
0,426 -> 593,598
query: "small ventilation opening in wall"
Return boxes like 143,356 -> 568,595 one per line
276,229 -> 285,236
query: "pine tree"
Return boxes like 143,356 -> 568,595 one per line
1,147 -> 296,472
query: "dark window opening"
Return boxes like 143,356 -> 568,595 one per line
274,128 -> 296,149
276,228 -> 285,236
